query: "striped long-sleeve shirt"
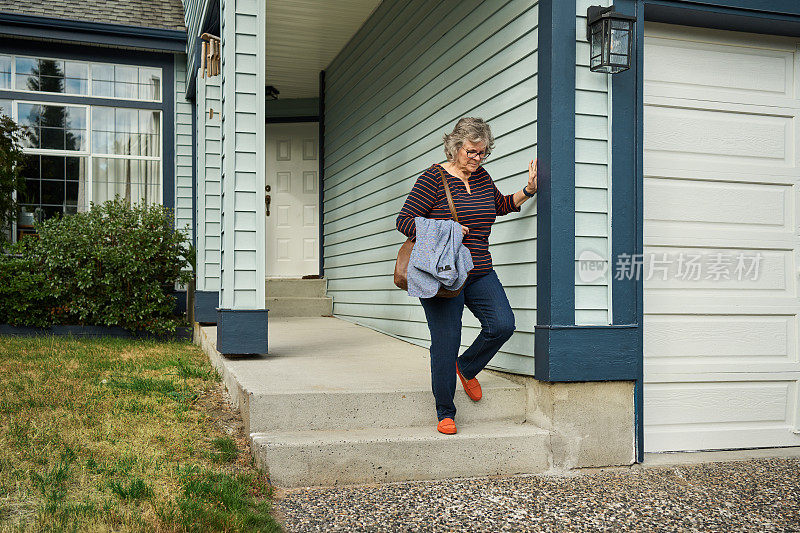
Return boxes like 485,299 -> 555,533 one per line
396,163 -> 520,276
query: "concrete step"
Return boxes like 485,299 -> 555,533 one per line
251,421 -> 551,487
243,380 -> 527,434
265,296 -> 333,317
265,278 -> 327,298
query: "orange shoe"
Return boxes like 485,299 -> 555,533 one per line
437,418 -> 457,434
456,364 -> 482,401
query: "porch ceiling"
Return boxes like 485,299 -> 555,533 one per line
266,0 -> 382,99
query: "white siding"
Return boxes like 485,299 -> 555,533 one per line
174,54 -> 194,240
196,70 -> 222,291
575,0 -> 613,325
219,0 -> 266,309
324,0 -> 538,375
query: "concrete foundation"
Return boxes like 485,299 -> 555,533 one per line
491,371 -> 635,469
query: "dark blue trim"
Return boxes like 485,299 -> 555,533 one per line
614,0 -> 644,466
216,309 -> 268,355
0,324 -> 192,341
162,55 -> 175,214
0,12 -> 186,52
534,325 -> 639,381
0,39 -> 171,68
645,2 -> 800,35
534,0 -> 577,376
319,70 -> 326,278
194,291 -> 218,324
266,116 -> 319,124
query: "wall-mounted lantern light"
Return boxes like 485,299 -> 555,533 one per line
586,5 -> 636,74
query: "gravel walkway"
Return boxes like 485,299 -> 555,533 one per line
273,458 -> 800,532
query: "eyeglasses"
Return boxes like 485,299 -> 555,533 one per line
464,148 -> 490,161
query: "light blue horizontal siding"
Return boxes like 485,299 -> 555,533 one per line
575,0 -> 612,325
174,54 -> 194,241
324,0 -> 538,375
196,69 -> 222,292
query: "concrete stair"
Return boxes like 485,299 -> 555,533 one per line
265,278 -> 333,317
198,317 -> 552,488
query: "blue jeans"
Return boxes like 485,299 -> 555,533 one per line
419,269 -> 515,421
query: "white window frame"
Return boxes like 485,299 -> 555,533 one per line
10,99 -> 164,234
1,53 -> 162,103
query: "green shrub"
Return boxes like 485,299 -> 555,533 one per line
0,255 -> 56,327
3,196 -> 192,334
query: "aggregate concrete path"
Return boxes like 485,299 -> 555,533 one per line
272,457 -> 800,532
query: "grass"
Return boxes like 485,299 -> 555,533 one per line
0,335 -> 282,532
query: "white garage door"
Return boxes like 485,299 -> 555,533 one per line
643,22 -> 800,452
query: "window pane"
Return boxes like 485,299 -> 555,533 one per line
92,80 -> 114,97
65,107 -> 86,130
65,77 -> 88,95
92,63 -> 114,81
139,67 -> 161,101
41,127 -> 65,150
64,61 -> 87,80
21,128 -> 40,149
41,155 -> 64,180
42,180 -> 65,204
17,103 -> 42,127
24,179 -> 40,204
114,81 -> 138,99
0,99 -> 10,118
115,65 -> 138,84
66,129 -> 85,151
65,156 -> 82,181
39,74 -> 64,93
115,108 -> 138,155
15,57 -> 36,90
0,55 -> 9,89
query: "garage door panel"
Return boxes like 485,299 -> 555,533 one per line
644,314 -> 799,374
644,25 -> 796,105
646,381 -> 795,425
641,246 -> 787,292
644,105 -> 794,167
644,176 -> 791,228
644,22 -> 800,452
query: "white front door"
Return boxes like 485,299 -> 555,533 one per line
265,122 -> 320,278
643,22 -> 800,452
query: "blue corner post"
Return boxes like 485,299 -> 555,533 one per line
536,0 -> 643,459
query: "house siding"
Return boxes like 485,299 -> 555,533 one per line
575,0 -> 613,325
218,0 -> 265,309
174,54 -> 194,240
196,68 -> 222,292
323,0 -> 538,375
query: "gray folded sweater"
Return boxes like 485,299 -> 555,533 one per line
407,217 -> 474,298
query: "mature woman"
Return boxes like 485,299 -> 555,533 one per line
396,117 -> 538,435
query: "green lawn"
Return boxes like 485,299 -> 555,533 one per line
0,335 -> 282,532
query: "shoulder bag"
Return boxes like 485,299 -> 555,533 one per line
394,164 -> 465,298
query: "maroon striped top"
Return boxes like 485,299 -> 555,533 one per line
396,163 -> 520,276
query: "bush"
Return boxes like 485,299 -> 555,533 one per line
3,197 -> 192,334
0,256 -> 57,327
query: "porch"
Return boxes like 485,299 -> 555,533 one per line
194,316 -> 632,487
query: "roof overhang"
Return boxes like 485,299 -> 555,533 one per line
0,11 -> 187,53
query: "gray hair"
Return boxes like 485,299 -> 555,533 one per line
443,117 -> 495,162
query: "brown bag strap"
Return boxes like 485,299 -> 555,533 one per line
435,164 -> 459,223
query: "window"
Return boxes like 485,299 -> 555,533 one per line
5,54 -> 160,102
7,100 -> 161,229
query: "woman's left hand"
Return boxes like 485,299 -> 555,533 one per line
527,158 -> 538,194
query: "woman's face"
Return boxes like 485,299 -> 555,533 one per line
455,139 -> 487,175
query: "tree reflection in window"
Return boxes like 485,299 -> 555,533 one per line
18,103 -> 86,151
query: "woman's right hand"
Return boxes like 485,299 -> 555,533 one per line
461,224 -> 469,236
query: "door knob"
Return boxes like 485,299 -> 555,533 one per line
265,194 -> 271,216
